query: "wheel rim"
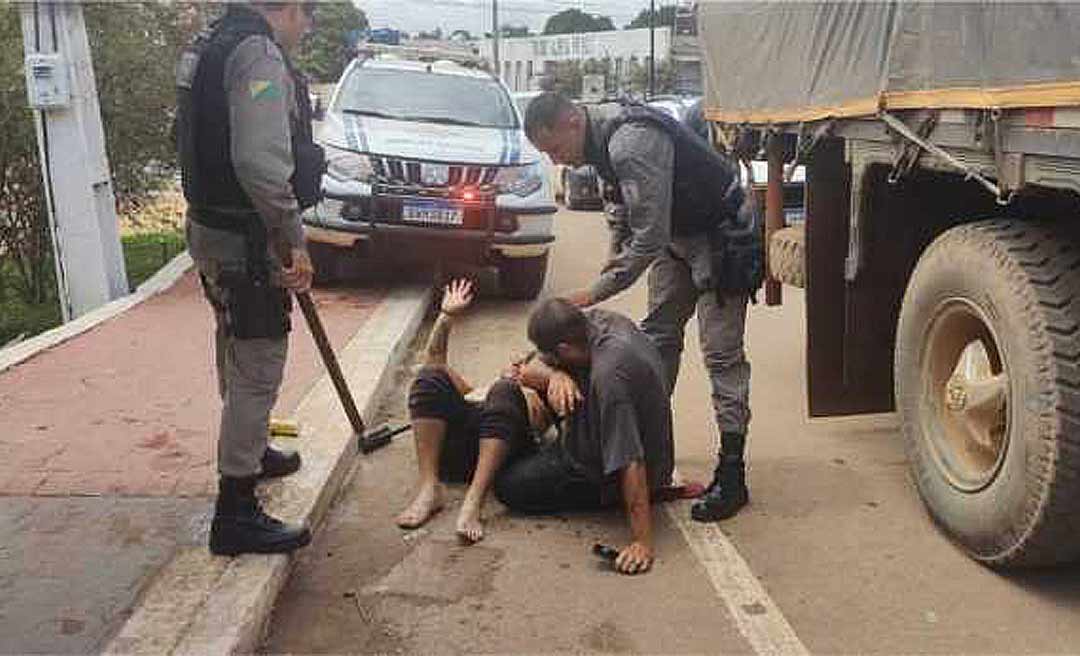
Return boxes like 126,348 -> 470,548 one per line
921,298 -> 1010,492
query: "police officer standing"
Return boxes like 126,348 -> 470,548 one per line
176,1 -> 323,555
524,93 -> 761,523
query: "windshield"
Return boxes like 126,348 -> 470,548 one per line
336,67 -> 518,129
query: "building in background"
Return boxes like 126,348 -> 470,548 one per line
479,3 -> 703,98
671,3 -> 703,96
481,27 -> 677,96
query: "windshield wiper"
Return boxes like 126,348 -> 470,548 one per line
341,108 -> 406,121
401,115 -> 499,128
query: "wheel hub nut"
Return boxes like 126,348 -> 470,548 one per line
946,379 -> 967,412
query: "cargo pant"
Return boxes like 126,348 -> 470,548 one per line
187,216 -> 288,479
639,232 -> 751,444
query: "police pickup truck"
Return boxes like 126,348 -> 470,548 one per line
303,45 -> 556,299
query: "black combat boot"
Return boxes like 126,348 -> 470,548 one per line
691,432 -> 749,522
209,476 -> 312,556
258,446 -> 301,479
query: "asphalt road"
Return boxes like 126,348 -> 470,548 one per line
262,208 -> 1080,654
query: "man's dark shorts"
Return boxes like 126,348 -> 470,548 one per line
408,367 -> 533,483
408,367 -> 615,514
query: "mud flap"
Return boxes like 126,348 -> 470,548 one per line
805,139 -> 895,417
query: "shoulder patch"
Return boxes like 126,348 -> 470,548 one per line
249,79 -> 283,101
176,50 -> 199,89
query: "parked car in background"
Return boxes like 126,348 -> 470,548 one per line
742,160 -> 806,224
304,46 -> 557,299
559,165 -> 604,210
647,94 -> 699,122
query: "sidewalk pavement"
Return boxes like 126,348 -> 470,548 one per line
0,266 -> 425,654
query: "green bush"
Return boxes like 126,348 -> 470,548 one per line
122,230 -> 186,291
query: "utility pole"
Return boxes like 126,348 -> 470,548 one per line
648,0 -> 655,100
492,0 -> 500,81
19,2 -> 128,321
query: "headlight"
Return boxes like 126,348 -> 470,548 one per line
494,161 -> 544,197
325,144 -> 374,183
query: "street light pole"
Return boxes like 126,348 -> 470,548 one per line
648,0 -> 655,100
492,0 -> 500,80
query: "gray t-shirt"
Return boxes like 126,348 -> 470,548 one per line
563,309 -> 674,493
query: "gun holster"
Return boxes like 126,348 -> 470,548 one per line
218,271 -> 292,340
707,192 -> 766,306
216,214 -> 293,340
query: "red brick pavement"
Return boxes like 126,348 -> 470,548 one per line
0,271 -> 385,498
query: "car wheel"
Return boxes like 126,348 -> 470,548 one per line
499,252 -> 549,300
895,219 -> 1080,567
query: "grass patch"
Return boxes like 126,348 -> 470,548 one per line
0,228 -> 185,347
0,285 -> 62,347
122,229 -> 186,290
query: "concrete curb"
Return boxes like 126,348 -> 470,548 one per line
0,251 -> 193,374
103,283 -> 432,656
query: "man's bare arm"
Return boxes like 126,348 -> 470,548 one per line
422,312 -> 454,367
518,357 -> 582,416
616,460 -> 654,575
421,280 -> 475,395
517,356 -> 554,392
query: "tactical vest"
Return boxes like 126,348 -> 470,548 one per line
176,7 -> 323,216
586,103 -> 743,237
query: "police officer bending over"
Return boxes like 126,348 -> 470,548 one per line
176,1 -> 323,555
524,93 -> 762,523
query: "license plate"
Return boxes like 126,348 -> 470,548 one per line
402,200 -> 463,226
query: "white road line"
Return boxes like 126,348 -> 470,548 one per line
665,499 -> 810,656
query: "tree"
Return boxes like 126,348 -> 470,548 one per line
501,24 -> 532,37
626,4 -> 677,29
416,27 -> 443,41
0,7 -> 51,308
450,29 -> 472,41
294,2 -> 369,83
83,3 -> 202,202
628,57 -> 677,96
543,9 -> 615,35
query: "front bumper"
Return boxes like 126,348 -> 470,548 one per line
303,184 -> 556,262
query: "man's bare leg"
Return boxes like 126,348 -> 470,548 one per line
456,437 -> 509,543
395,417 -> 447,528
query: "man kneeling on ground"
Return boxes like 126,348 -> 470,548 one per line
495,298 -> 675,575
396,279 -> 557,543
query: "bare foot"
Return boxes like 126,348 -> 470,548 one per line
455,501 -> 484,544
395,483 -> 445,529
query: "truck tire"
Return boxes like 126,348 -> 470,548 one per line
769,224 -> 805,288
499,253 -> 549,300
895,219 -> 1080,567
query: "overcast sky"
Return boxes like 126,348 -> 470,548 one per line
359,0 -> 651,36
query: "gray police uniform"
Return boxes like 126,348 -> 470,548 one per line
582,104 -> 752,441
177,9 -> 309,479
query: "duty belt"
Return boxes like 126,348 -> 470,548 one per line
189,207 -> 273,282
188,206 -> 260,235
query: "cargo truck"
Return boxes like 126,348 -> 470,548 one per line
698,1 -> 1080,567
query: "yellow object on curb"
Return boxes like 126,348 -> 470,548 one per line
269,418 -> 301,438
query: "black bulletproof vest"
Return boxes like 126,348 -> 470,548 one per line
176,8 -> 323,214
586,103 -> 743,237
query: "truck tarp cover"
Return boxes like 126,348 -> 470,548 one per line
699,2 -> 1080,124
